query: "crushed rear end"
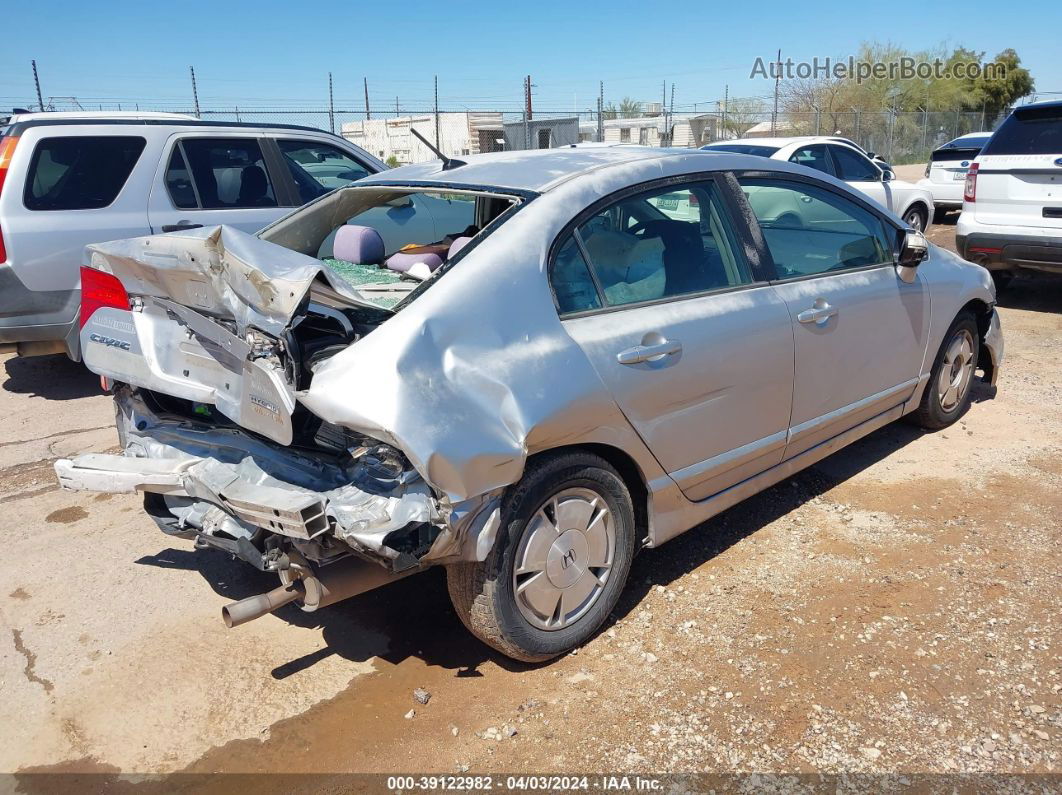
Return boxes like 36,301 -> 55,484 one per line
56,215 -> 506,626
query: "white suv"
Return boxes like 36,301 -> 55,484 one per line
957,101 -> 1062,286
0,111 -> 385,359
702,137 -> 935,231
917,132 -> 992,220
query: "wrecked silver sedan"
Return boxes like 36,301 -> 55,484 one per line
57,148 -> 1003,661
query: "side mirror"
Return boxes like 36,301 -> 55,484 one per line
867,151 -> 877,158
881,169 -> 895,182
897,229 -> 928,283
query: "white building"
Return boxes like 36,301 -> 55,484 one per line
341,112 -> 504,165
578,114 -> 718,148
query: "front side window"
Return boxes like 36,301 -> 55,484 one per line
25,136 -> 146,211
788,144 -> 832,175
739,178 -> 894,279
829,145 -> 881,181
278,139 -> 370,204
170,138 -> 277,209
571,180 -> 752,309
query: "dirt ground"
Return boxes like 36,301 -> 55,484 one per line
1,220 -> 1059,779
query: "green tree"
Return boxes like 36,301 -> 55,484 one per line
385,155 -> 401,168
971,49 -> 1035,117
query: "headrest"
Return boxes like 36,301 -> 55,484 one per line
386,251 -> 444,274
333,225 -> 385,264
447,236 -> 473,260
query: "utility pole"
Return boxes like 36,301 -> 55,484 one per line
395,96 -> 399,117
772,48 -> 781,134
524,75 -> 533,121
189,66 -> 200,119
598,81 -> 604,142
31,60 -> 44,112
328,72 -> 335,133
668,82 -> 675,146
433,75 -> 440,148
364,77 -> 370,120
722,84 -> 729,140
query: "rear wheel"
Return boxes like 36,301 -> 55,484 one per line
446,451 -> 636,662
912,311 -> 980,430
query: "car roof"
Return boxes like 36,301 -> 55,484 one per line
356,146 -> 781,194
4,110 -> 198,123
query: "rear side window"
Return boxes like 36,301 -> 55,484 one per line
25,136 -> 146,211
168,138 -> 277,209
551,236 -> 602,314
703,144 -> 780,157
982,105 -> 1062,155
565,180 -> 752,310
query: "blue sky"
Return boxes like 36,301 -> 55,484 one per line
3,0 -> 1060,114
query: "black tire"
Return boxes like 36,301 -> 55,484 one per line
904,205 -> 928,232
912,311 -> 980,430
446,451 -> 636,662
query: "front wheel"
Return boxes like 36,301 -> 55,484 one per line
912,311 -> 980,430
446,451 -> 636,662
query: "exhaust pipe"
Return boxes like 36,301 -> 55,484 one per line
222,554 -> 412,628
222,581 -> 305,628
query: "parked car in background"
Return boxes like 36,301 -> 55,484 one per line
822,136 -> 891,169
0,111 -> 385,359
917,132 -> 993,221
957,100 -> 1062,288
58,147 -> 1001,662
702,136 -> 935,231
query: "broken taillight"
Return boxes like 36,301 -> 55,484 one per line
79,266 -> 130,329
0,136 -> 19,263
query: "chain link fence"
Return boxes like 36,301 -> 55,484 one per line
44,102 -> 1000,167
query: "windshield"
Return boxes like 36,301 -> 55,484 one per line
982,105 -> 1062,156
260,186 -> 522,310
702,143 -> 780,157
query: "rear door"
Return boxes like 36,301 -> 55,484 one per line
974,104 -> 1062,232
555,176 -> 795,502
148,134 -> 287,235
737,174 -> 928,459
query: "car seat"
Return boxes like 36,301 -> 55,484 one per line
332,225 -> 386,265
237,165 -> 272,207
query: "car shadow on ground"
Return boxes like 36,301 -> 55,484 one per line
997,274 -> 1062,315
136,404 -> 975,678
2,353 -> 101,400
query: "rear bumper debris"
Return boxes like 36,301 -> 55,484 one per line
54,389 -> 498,571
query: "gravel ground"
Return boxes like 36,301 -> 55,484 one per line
1,221 -> 1059,778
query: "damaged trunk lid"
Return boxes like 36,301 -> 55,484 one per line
80,225 -> 395,445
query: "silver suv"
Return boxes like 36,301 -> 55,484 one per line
0,111 -> 385,359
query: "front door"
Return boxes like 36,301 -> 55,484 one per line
738,175 -> 928,458
553,178 -> 794,502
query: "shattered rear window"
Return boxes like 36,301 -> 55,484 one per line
260,186 -> 524,311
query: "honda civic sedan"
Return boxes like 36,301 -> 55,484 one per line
58,147 -> 1002,662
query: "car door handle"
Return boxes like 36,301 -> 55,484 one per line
616,339 -> 682,365
797,302 -> 838,325
161,222 -> 204,233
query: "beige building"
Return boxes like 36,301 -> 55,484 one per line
341,112 -> 504,165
